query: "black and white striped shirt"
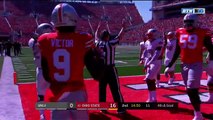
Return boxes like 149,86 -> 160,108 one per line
96,39 -> 119,66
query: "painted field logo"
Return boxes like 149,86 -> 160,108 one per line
126,80 -> 209,104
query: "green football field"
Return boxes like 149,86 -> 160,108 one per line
11,46 -> 208,83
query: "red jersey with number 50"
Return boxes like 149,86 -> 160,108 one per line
176,28 -> 210,64
38,32 -> 93,100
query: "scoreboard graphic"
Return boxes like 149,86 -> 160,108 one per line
181,8 -> 205,14
36,102 -> 178,110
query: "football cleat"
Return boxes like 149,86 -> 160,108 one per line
168,78 -> 174,85
40,114 -> 46,120
156,80 -> 160,88
192,111 -> 203,120
146,99 -> 157,103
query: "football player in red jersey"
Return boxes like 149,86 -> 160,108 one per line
28,23 -> 53,120
164,14 -> 213,120
38,3 -> 94,120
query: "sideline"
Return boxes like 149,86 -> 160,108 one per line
0,57 -> 25,120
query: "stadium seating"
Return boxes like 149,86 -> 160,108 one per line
122,13 -> 213,43
0,1 -> 142,45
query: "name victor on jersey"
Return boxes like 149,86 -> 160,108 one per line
51,39 -> 73,48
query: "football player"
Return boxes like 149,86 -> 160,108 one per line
28,23 -> 53,120
164,14 -> 213,120
205,52 -> 213,103
139,33 -> 162,88
38,3 -> 94,120
143,29 -> 163,102
164,31 -> 177,85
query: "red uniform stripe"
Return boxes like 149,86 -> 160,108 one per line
58,4 -> 63,23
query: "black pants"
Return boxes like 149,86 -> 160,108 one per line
99,65 -> 124,110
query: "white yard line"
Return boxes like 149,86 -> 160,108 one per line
0,57 -> 25,120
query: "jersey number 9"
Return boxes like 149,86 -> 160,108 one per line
53,49 -> 70,82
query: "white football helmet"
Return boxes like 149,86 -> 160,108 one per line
51,3 -> 79,27
36,23 -> 53,35
146,28 -> 158,40
183,14 -> 198,30
167,31 -> 175,40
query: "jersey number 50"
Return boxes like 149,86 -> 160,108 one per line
53,49 -> 70,82
180,34 -> 198,49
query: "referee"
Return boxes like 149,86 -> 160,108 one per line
96,20 -> 126,114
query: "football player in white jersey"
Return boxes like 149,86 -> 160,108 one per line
164,31 -> 177,85
143,29 -> 163,102
28,23 -> 53,120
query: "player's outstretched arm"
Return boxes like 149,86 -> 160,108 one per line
114,19 -> 126,40
106,21 -> 111,34
94,21 -> 101,42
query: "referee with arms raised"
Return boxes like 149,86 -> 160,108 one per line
96,19 -> 126,114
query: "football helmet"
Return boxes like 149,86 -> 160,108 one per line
51,3 -> 79,27
183,14 -> 197,31
146,28 -> 158,40
36,23 -> 53,35
167,31 -> 175,40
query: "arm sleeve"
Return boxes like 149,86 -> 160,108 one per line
166,39 -> 180,68
203,35 -> 213,60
